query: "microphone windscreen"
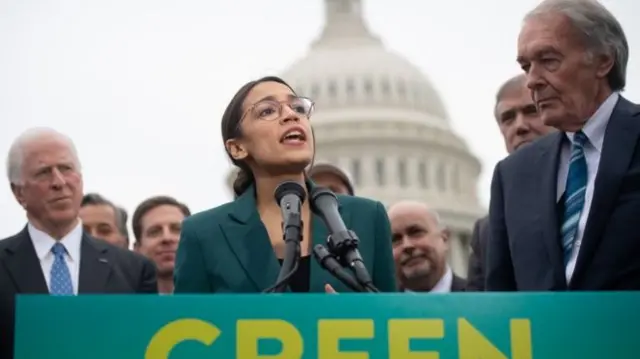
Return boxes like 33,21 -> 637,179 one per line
309,186 -> 337,214
274,181 -> 306,204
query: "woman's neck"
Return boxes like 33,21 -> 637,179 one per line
255,172 -> 307,213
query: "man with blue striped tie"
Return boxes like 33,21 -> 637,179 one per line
486,0 -> 640,291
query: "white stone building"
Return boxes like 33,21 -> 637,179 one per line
226,0 -> 485,277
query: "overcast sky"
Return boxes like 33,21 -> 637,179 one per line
0,0 -> 638,238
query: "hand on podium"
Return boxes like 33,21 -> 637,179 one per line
324,284 -> 337,294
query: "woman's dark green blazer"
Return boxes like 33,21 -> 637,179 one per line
174,181 -> 397,293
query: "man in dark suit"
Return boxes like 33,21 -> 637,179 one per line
487,0 -> 640,291
466,74 -> 554,291
0,128 -> 157,359
388,201 -> 466,292
467,217 -> 489,291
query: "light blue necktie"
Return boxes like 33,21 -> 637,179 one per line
561,130 -> 589,267
50,242 -> 74,295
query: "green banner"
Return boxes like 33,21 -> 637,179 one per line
14,293 -> 639,358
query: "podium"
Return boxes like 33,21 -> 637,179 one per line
14,292 -> 639,359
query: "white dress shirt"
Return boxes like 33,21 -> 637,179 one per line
556,92 -> 619,283
28,220 -> 83,294
429,265 -> 453,293
405,266 -> 453,293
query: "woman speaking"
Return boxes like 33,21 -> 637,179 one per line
174,76 -> 397,293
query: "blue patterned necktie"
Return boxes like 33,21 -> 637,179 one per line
561,130 -> 589,266
50,242 -> 74,295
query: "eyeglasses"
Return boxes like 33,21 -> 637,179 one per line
241,96 -> 315,123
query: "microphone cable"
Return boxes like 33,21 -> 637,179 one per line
313,244 -> 367,292
309,186 -> 380,293
263,181 -> 306,293
263,260 -> 300,293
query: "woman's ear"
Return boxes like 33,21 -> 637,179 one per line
225,138 -> 248,161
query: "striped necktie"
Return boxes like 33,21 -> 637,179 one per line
50,242 -> 74,295
560,130 -> 589,266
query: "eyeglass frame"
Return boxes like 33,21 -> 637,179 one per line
237,95 -> 315,129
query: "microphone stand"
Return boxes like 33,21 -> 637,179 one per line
312,244 -> 366,292
307,186 -> 379,293
264,212 -> 303,293
327,230 -> 380,293
263,181 -> 306,294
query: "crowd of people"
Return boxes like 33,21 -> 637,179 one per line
1,0 -> 639,358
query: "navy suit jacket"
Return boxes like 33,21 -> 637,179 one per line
486,96 -> 640,291
0,228 -> 157,359
466,215 -> 489,291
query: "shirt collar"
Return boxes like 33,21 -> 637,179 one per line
566,92 -> 619,152
28,219 -> 83,261
429,266 -> 453,293
404,266 -> 453,294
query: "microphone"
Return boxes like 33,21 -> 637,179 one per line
313,244 -> 366,292
263,181 -> 306,293
310,187 -> 379,292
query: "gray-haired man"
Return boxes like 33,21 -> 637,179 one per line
487,0 -> 640,291
0,128 -> 157,359
466,74 -> 554,291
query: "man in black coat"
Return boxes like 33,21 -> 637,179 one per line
0,128 -> 157,359
487,0 -> 640,291
389,201 -> 466,293
466,73 -> 554,291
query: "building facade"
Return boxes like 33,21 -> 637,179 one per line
226,0 -> 485,277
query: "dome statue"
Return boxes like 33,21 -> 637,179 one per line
226,0 -> 485,277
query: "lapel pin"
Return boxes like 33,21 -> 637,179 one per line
99,258 -> 108,263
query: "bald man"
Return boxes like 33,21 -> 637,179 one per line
388,201 -> 466,292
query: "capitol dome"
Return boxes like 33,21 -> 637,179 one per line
284,43 -> 450,125
226,0 -> 485,276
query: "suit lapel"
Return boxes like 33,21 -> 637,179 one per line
572,97 -> 640,285
536,132 -> 567,286
223,184 -> 281,292
451,275 -> 467,292
222,180 -> 350,292
78,234 -> 112,293
2,227 -> 48,293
